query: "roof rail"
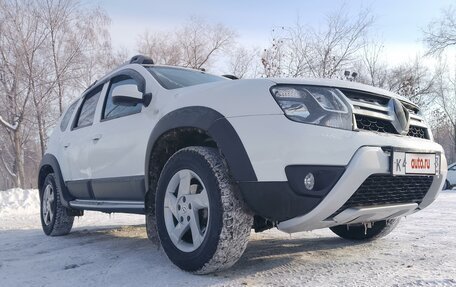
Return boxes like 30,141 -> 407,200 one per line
129,55 -> 154,65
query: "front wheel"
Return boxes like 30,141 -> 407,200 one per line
329,218 -> 400,241
155,147 -> 253,274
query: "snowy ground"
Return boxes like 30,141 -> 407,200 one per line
1,189 -> 456,287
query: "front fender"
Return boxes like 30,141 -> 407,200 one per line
38,154 -> 73,207
144,106 -> 257,190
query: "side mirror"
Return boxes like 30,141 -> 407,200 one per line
112,84 -> 151,107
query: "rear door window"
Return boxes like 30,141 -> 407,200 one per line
60,101 -> 79,131
74,87 -> 102,129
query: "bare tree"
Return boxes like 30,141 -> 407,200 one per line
0,0 -> 113,188
357,40 -> 389,87
178,17 -> 236,69
262,6 -> 374,78
261,38 -> 283,77
384,58 -> 435,107
228,46 -> 260,78
40,0 -> 112,108
424,6 -> 456,56
432,60 -> 456,161
137,17 -> 236,70
138,31 -> 183,66
0,0 -> 48,187
423,5 -> 456,162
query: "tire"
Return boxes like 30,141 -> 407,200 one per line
329,218 -> 400,241
155,146 -> 253,274
40,173 -> 74,236
443,180 -> 450,190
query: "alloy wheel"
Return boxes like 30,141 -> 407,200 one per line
163,169 -> 210,252
42,184 -> 55,225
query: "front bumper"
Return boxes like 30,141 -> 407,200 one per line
277,146 -> 447,233
230,115 -> 447,233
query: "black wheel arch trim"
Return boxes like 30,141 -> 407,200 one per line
38,154 -> 74,207
144,106 -> 257,191
108,68 -> 147,93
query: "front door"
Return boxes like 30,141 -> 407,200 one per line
89,73 -> 153,200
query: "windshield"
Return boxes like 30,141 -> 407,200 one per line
147,66 -> 226,90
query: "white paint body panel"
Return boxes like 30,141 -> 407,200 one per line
89,111 -> 153,179
228,115 -> 445,181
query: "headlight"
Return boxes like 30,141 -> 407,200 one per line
270,85 -> 352,130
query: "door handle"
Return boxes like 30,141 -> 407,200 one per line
63,143 -> 70,148
92,134 -> 102,142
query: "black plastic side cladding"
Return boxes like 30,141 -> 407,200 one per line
239,181 -> 323,222
144,106 -> 258,190
239,166 -> 345,221
38,154 -> 74,207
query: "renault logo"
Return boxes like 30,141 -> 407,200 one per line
389,98 -> 410,135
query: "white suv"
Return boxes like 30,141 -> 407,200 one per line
38,55 -> 448,274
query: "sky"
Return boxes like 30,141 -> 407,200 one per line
97,0 -> 455,73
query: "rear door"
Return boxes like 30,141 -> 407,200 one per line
56,99 -> 80,181
63,85 -> 105,199
89,71 -> 154,200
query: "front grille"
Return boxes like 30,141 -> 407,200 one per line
340,88 -> 419,115
355,115 -> 428,139
407,125 -> 427,139
331,174 -> 434,217
355,115 -> 396,134
339,89 -> 390,106
340,89 -> 429,139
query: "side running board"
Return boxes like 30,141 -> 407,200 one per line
69,199 -> 145,214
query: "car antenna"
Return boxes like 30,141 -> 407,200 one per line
222,74 -> 239,80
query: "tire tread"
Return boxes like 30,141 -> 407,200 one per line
41,173 -> 74,236
330,218 -> 400,241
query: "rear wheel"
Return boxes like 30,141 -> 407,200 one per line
329,218 -> 400,241
155,146 -> 253,274
443,180 -> 451,190
40,173 -> 74,236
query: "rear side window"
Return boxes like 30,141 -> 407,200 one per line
75,88 -> 102,128
102,76 -> 142,120
60,101 -> 78,131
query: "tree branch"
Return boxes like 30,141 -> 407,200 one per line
0,115 -> 18,131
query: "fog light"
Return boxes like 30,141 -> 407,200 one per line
304,173 -> 315,190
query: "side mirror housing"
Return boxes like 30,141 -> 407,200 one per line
112,84 -> 151,107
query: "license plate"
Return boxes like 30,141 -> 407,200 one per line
391,151 -> 440,175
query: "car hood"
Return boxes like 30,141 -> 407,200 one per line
158,77 -> 418,119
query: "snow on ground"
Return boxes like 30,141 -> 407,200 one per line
1,189 -> 456,287
0,188 -> 40,215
